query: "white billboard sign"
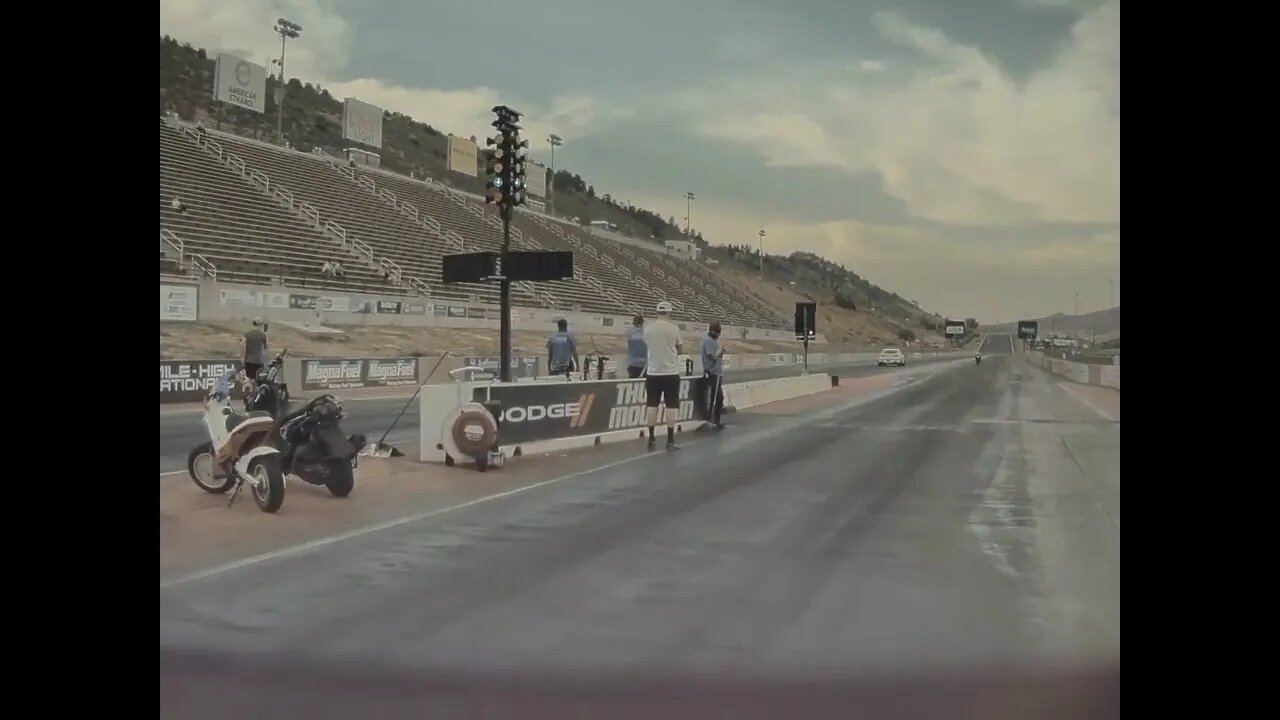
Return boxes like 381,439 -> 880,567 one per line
212,53 -> 267,113
526,160 -> 547,198
945,324 -> 966,336
160,284 -> 199,321
447,135 -> 478,177
342,98 -> 384,148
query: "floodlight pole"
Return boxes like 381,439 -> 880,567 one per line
273,18 -> 302,144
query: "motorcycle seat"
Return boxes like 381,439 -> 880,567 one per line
225,410 -> 273,434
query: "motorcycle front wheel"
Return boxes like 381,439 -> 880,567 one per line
187,441 -> 235,494
249,455 -> 286,514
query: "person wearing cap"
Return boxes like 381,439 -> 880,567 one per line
643,301 -> 684,450
625,315 -> 647,379
701,321 -> 726,430
546,318 -> 579,380
240,318 -> 270,382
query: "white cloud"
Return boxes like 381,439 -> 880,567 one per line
1015,0 -> 1085,8
852,60 -> 887,73
161,0 -> 353,81
616,191 -> 1118,320
159,0 -> 602,151
159,0 -> 1119,321
687,2 -> 1119,228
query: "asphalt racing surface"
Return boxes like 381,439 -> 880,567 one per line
157,353 -> 963,474
160,338 -> 1118,717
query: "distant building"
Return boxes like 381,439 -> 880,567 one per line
664,239 -> 700,261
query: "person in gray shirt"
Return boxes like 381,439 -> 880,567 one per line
241,318 -> 270,381
625,315 -> 647,379
701,321 -> 725,430
546,318 -> 578,379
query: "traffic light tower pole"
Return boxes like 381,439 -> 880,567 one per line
499,202 -> 513,383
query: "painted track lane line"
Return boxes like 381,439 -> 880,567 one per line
159,451 -> 659,590
1056,382 -> 1118,422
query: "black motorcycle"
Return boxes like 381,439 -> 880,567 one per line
275,394 -> 365,498
244,349 -> 291,417
975,353 -> 983,365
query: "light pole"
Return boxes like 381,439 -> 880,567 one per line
273,18 -> 303,144
547,133 -> 562,216
757,229 -> 766,279
685,191 -> 695,236
1073,292 -> 1080,317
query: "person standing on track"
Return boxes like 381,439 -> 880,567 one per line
701,321 -> 726,430
625,315 -> 647,379
643,301 -> 683,451
546,318 -> 579,380
240,318 -> 269,381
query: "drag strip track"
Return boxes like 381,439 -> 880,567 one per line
161,644 -> 1118,720
158,354 -> 960,475
161,345 -> 1119,702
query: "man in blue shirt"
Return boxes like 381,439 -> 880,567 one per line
701,321 -> 726,430
546,318 -> 578,379
625,315 -> 647,378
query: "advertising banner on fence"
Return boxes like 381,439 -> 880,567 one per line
447,135 -> 478,177
289,294 -> 319,310
463,356 -> 541,380
301,359 -> 365,391
160,359 -> 241,404
160,284 -> 198,321
220,288 -> 260,307
471,377 -> 708,445
301,358 -> 420,391
212,53 -> 266,113
342,97 -> 384,148
365,358 -> 419,387
317,295 -> 349,313
262,291 -> 289,309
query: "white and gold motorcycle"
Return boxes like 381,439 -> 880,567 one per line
186,370 -> 287,513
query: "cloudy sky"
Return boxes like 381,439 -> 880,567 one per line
160,0 -> 1119,323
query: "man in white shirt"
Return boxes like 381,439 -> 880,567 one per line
643,300 -> 684,451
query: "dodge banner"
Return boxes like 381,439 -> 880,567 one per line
471,377 -> 710,445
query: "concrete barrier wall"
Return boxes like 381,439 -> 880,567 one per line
162,344 -> 970,405
723,373 -> 832,411
420,372 -> 834,464
1025,352 -> 1120,391
167,278 -> 816,344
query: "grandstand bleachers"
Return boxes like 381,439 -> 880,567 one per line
160,123 -> 396,295
159,119 -> 789,330
352,170 -> 786,328
345,165 -> 629,316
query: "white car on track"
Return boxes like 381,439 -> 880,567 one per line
877,348 -> 906,367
